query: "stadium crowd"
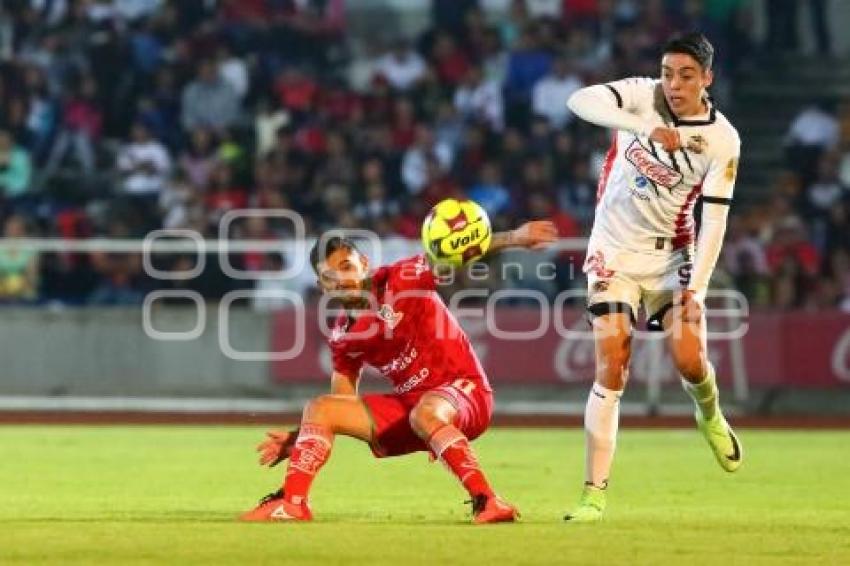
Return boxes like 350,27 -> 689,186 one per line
0,0 -> 846,312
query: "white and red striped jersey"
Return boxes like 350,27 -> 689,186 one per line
583,77 -> 741,255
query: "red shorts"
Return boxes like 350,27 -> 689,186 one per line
361,378 -> 493,458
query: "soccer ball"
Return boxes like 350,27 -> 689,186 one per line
421,198 -> 492,266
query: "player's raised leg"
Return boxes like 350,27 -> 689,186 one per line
664,299 -> 743,472
409,392 -> 519,524
240,394 -> 373,521
565,310 -> 632,522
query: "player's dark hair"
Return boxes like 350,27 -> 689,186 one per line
662,32 -> 714,71
310,235 -> 362,274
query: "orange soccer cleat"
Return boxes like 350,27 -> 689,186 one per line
469,494 -> 520,524
239,489 -> 313,522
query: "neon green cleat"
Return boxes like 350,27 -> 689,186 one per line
696,410 -> 743,472
564,484 -> 606,523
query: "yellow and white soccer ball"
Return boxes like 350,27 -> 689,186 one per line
421,198 -> 492,266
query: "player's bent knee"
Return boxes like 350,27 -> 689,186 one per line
302,395 -> 335,424
408,401 -> 448,438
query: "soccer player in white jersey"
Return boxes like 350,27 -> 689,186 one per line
563,32 -> 743,521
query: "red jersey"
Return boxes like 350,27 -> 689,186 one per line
329,255 -> 491,394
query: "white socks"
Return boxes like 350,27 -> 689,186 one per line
584,383 -> 622,488
682,363 -> 720,420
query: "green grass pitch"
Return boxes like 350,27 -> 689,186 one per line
1,426 -> 848,565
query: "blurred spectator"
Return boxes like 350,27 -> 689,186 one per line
159,173 -> 204,231
254,98 -> 291,159
803,276 -> 842,311
826,249 -> 850,313
216,44 -> 249,103
460,6 -> 491,59
0,129 -> 33,200
504,25 -> 553,125
431,32 -> 471,87
0,215 -> 39,303
724,216 -> 770,275
113,0 -> 164,23
273,0 -> 346,67
809,0 -> 832,56
373,40 -> 427,92
802,152 -> 849,249
274,66 -> 319,118
480,27 -> 509,85
117,121 -> 172,198
43,76 -> 102,178
354,159 -> 399,227
402,125 -> 454,195
179,128 -> 219,190
730,248 -> 772,308
88,220 -> 145,306
390,98 -> 418,150
455,125 -> 488,186
766,0 -> 830,55
766,216 -> 820,309
20,65 -> 59,161
500,0 -> 532,50
251,158 -> 289,211
419,154 -> 463,207
432,0 -> 479,38
723,215 -> 771,307
0,1 -> 825,309
824,200 -> 850,255
679,0 -> 727,58
205,162 -> 248,227
129,17 -> 165,78
786,102 -> 840,149
785,101 -> 840,185
516,158 -> 555,214
532,55 -> 584,128
527,190 -> 582,291
551,130 -> 576,182
558,159 -> 596,227
635,0 -> 676,45
314,130 -> 357,188
528,116 -> 554,155
453,66 -> 504,131
468,161 -> 512,217
181,59 -> 240,132
433,100 -> 465,154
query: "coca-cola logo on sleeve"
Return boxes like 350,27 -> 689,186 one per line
624,139 -> 683,189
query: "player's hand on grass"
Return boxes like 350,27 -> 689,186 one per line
649,127 -> 682,152
512,220 -> 559,250
257,429 -> 299,467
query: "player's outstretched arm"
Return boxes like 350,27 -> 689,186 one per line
567,79 -> 682,152
567,80 -> 654,136
487,220 -> 558,255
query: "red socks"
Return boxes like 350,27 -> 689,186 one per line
282,422 -> 492,504
282,423 -> 333,505
428,424 -> 494,499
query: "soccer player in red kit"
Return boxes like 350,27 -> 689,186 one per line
241,220 -> 557,524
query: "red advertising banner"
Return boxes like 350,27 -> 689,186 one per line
270,307 -> 850,388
